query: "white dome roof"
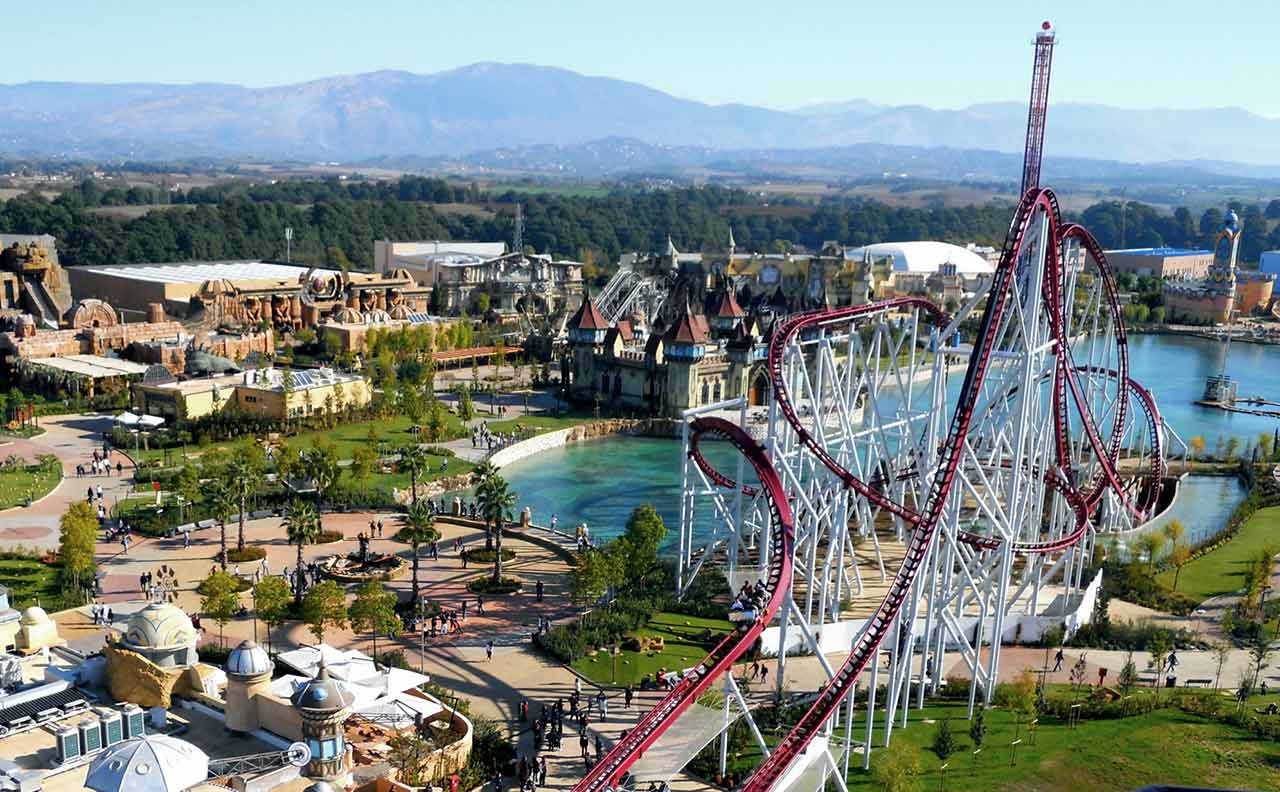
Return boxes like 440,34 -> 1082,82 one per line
123,602 -> 196,652
20,606 -> 48,625
86,734 -> 209,792
227,640 -> 272,677
847,241 -> 994,276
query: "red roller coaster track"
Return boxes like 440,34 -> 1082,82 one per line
572,189 -> 1168,792
571,417 -> 794,792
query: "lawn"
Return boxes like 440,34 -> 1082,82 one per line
705,694 -> 1280,792
1157,505 -> 1280,603
571,612 -> 732,687
836,700 -> 1280,792
0,457 -> 62,510
0,555 -> 65,611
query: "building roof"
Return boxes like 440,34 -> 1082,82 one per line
122,602 -> 197,654
86,734 -> 209,792
75,261 -> 336,285
569,294 -> 609,332
1106,247 -> 1211,257
238,367 -> 363,392
713,289 -> 745,319
25,354 -> 149,379
667,310 -> 708,345
844,241 -> 995,276
227,640 -> 272,678
276,644 -> 429,711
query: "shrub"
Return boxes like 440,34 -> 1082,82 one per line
931,717 -> 959,760
198,575 -> 250,595
316,529 -> 343,544
226,546 -> 266,563
461,547 -> 515,564
467,576 -> 522,595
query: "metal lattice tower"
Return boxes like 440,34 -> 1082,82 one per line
1020,21 -> 1057,195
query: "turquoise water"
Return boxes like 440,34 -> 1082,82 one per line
1124,334 -> 1280,448
1132,474 -> 1249,557
494,335 -> 1278,542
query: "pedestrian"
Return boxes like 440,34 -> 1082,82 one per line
579,731 -> 589,760
1053,647 -> 1064,672
183,530 -> 190,549
594,734 -> 603,761
759,664 -> 769,685
536,579 -> 544,602
624,685 -> 633,710
477,595 -> 485,615
1098,667 -> 1108,687
486,640 -> 494,662
96,484 -> 103,500
538,756 -> 547,786
116,461 -> 122,476
461,601 -> 468,619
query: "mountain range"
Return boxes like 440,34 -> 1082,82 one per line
2,63 -> 1279,171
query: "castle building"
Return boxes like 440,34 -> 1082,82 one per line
563,289 -> 769,418
1164,210 -> 1276,324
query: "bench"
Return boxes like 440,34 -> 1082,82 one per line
1183,678 -> 1213,688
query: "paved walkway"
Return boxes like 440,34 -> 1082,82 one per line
0,413 -> 133,551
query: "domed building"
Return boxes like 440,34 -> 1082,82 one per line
225,640 -> 274,734
120,602 -> 198,668
290,660 -> 355,783
85,733 -> 209,792
16,605 -> 61,652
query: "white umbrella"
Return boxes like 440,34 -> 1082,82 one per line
113,411 -> 140,427
137,415 -> 165,429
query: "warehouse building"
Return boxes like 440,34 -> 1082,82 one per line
1103,247 -> 1213,279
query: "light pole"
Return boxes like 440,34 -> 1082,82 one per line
284,226 -> 293,263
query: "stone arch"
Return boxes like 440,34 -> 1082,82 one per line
749,367 -> 771,406
71,299 -> 118,330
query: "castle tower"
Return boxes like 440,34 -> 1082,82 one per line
664,300 -> 709,412
709,287 -> 745,336
224,640 -> 273,734
290,660 -> 355,784
566,291 -> 610,400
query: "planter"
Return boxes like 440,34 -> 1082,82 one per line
466,576 -> 523,595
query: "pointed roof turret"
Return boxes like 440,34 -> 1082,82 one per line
568,290 -> 608,332
728,226 -> 736,252
713,288 -> 745,320
666,235 -> 679,258
666,298 -> 709,345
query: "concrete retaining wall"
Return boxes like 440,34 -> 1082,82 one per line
489,418 -> 680,470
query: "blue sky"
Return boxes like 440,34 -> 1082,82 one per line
8,1 -> 1276,114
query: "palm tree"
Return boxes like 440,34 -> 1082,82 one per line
477,473 -> 517,583
283,499 -> 321,606
399,501 -> 439,601
210,488 -> 237,570
471,461 -> 498,487
398,445 -> 430,506
226,455 -> 255,552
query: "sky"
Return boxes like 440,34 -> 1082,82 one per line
7,0 -> 1278,115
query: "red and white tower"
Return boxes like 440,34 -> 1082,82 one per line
1020,21 -> 1057,195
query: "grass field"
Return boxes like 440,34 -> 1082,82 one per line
0,459 -> 62,510
1157,505 -> 1280,603
707,694 -> 1280,792
838,701 -> 1280,792
572,612 -> 732,687
0,555 -> 64,611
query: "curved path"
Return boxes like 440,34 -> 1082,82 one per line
0,413 -> 133,551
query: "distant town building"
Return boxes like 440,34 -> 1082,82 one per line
134,366 -> 369,423
374,239 -> 584,314
1103,247 -> 1213,279
1260,250 -> 1280,277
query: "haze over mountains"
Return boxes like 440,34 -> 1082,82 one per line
1,62 -> 1278,176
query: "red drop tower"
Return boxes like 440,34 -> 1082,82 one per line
1020,20 -> 1057,195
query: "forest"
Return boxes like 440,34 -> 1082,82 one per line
2,177 -> 1279,283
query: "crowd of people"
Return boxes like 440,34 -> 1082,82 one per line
506,680 -> 640,791
471,421 -> 531,453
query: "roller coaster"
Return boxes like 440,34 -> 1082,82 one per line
571,23 -> 1180,792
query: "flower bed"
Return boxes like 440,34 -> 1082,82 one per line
466,576 -> 522,595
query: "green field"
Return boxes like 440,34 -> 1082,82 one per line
705,694 -> 1280,792
0,555 -> 64,611
0,458 -> 62,510
572,612 -> 732,687
1157,505 -> 1280,603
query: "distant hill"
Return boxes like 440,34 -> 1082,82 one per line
3,63 -> 1280,168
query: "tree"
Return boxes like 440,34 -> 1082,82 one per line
302,580 -> 348,644
387,731 -> 433,787
1147,631 -> 1172,697
871,739 -> 923,792
930,717 -> 958,761
398,501 -> 439,600
424,397 -> 446,443
1136,531 -> 1165,573
226,442 -> 265,551
200,570 -> 241,648
349,445 -> 376,499
1212,641 -> 1232,689
968,708 -> 986,751
1170,544 -> 1192,591
477,472 -> 517,582
253,576 -> 291,654
58,501 -> 97,604
569,546 -> 624,605
999,668 -> 1038,734
283,499 -> 321,606
1118,651 -> 1138,693
175,464 -> 200,522
457,384 -> 475,422
1226,435 -> 1242,461
209,488 -> 237,570
494,337 -> 506,375
1259,431 -> 1274,462
349,581 -> 403,658
398,445 -> 430,506
617,504 -> 667,583
302,441 -> 340,514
